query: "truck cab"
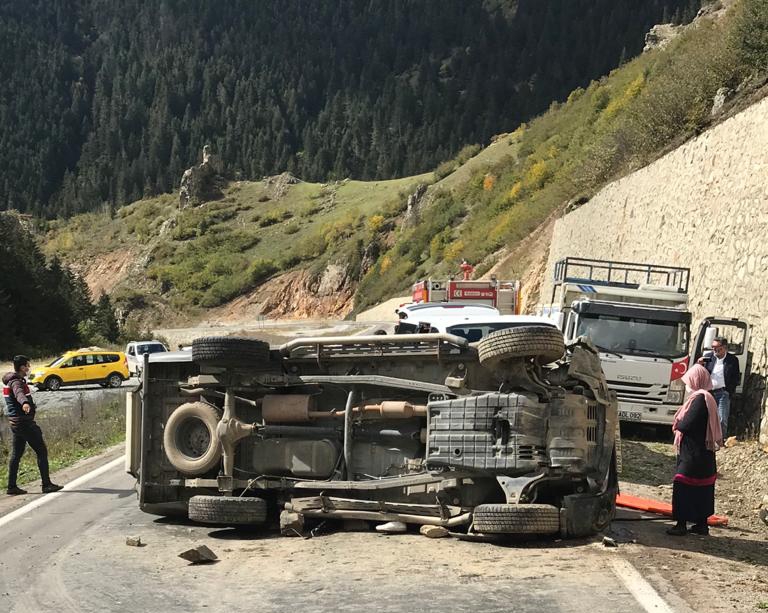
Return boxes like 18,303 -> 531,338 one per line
543,258 -> 692,426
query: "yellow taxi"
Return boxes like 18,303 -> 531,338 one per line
28,348 -> 130,391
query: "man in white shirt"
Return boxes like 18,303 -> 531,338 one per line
698,337 -> 740,436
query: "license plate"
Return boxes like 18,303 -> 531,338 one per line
618,411 -> 642,422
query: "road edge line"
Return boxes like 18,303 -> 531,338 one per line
610,557 -> 676,613
0,455 -> 125,528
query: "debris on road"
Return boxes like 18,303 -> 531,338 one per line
279,511 -> 304,536
760,495 -> 768,527
419,525 -> 449,539
602,536 -> 618,547
375,521 -> 407,534
178,544 -> 218,564
125,536 -> 142,547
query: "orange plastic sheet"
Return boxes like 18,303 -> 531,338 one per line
616,493 -> 729,527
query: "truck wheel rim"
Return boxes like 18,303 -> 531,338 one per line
176,418 -> 212,459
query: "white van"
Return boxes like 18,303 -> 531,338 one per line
125,340 -> 169,375
396,309 -> 555,342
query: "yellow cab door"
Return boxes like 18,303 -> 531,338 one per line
88,353 -> 111,382
57,354 -> 87,383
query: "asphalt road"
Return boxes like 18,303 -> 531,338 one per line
0,460 -> 682,613
31,379 -> 139,414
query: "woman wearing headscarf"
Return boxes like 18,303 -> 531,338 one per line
667,364 -> 723,536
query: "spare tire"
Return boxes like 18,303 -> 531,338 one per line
192,336 -> 270,367
473,503 -> 560,534
163,402 -> 222,475
477,326 -> 565,365
188,495 -> 267,525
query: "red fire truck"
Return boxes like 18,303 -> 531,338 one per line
410,278 -> 521,315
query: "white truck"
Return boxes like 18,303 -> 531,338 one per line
540,257 -> 691,424
540,257 -> 753,427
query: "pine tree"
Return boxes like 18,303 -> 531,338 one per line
94,293 -> 120,344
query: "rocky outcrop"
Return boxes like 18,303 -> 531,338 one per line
643,2 -> 731,54
263,172 -> 300,200
402,183 -> 428,227
179,145 -> 226,209
711,86 -> 731,116
643,23 -> 682,52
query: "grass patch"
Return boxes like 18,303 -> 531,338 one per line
0,400 -> 125,489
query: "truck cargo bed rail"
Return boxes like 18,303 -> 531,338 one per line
553,257 -> 689,293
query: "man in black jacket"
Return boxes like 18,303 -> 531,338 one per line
698,336 -> 740,436
2,355 -> 62,495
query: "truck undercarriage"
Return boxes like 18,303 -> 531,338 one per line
128,327 -> 618,538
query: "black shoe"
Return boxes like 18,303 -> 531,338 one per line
41,483 -> 63,494
666,524 -> 687,536
689,523 -> 709,536
6,486 -> 28,496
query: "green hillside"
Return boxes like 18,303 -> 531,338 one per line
25,0 -> 768,332
355,0 -> 768,309
41,174 -> 430,319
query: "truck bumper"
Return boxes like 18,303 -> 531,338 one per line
617,401 -> 677,426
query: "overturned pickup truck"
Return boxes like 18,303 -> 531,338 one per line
126,326 -> 619,538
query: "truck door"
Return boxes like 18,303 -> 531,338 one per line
691,317 -> 751,394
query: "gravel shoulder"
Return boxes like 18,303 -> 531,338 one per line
618,436 -> 768,612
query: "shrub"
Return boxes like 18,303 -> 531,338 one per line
299,202 -> 322,217
443,239 -> 465,263
455,143 -> 482,165
523,160 -> 549,190
434,160 -> 457,181
732,0 -> 768,71
367,214 -> 385,234
258,209 -> 292,227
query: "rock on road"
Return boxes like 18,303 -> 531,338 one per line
0,454 -> 685,613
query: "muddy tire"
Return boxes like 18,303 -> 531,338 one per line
477,326 -> 565,365
188,495 -> 267,525
472,503 -> 560,534
163,402 -> 222,476
191,336 -> 270,367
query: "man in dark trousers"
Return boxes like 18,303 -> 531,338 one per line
698,336 -> 740,437
3,355 -> 62,495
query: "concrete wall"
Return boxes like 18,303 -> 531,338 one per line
543,96 -> 768,439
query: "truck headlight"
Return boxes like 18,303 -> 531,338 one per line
666,378 -> 685,405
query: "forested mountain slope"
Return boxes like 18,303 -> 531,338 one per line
30,0 -> 766,330
1,0 -> 699,217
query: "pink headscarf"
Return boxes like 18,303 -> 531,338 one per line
672,364 -> 723,452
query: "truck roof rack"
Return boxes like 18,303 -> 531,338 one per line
553,257 -> 689,293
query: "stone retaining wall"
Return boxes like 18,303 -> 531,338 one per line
543,95 -> 768,440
